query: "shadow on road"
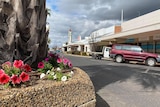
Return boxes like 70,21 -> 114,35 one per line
78,64 -> 160,106
96,94 -> 110,107
135,72 -> 160,89
65,55 -> 160,106
79,64 -> 160,91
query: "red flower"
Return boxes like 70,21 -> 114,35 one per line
57,58 -> 63,63
20,72 -> 29,82
38,62 -> 44,68
0,73 -> 10,84
0,69 -> 4,75
22,64 -> 32,72
13,60 -> 24,68
11,75 -> 21,84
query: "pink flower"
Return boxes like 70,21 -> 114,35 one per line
20,72 -> 29,82
68,62 -> 73,68
45,58 -> 49,62
57,58 -> 63,63
0,69 -> 5,75
2,61 -> 11,69
63,58 -> 68,65
22,64 -> 32,72
38,62 -> 44,68
11,75 -> 21,84
13,60 -> 24,68
0,73 -> 10,84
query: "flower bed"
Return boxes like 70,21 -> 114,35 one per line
0,67 -> 96,107
0,60 -> 31,88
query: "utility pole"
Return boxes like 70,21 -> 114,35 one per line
121,9 -> 124,24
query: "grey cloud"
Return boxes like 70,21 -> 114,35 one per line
47,0 -> 160,47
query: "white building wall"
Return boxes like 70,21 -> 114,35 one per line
77,45 -> 81,51
90,26 -> 115,38
122,9 -> 160,32
90,26 -> 116,43
84,44 -> 91,52
67,47 -> 71,51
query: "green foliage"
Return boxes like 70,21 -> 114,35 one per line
48,38 -> 51,44
55,71 -> 63,81
46,8 -> 51,16
47,74 -> 54,80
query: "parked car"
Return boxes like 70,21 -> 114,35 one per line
90,46 -> 111,60
109,44 -> 160,66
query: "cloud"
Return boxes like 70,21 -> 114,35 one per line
46,0 -> 160,48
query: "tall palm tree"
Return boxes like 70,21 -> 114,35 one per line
0,0 -> 48,68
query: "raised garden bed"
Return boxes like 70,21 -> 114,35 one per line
0,67 -> 96,107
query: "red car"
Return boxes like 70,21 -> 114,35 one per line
109,44 -> 160,66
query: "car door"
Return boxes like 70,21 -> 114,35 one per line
121,45 -> 134,59
130,46 -> 146,61
103,47 -> 110,58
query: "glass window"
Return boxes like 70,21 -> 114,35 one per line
106,48 -> 109,51
115,45 -> 122,50
122,46 -> 132,51
131,46 -> 142,52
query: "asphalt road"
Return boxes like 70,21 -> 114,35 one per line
64,54 -> 160,107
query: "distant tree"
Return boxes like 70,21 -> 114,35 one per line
46,8 -> 51,16
48,38 -> 51,44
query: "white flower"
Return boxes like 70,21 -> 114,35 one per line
68,70 -> 74,77
57,67 -> 61,71
46,70 -> 51,74
53,74 -> 57,80
70,71 -> 74,75
61,76 -> 67,82
50,72 -> 55,76
40,73 -> 46,79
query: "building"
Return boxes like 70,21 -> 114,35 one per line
63,9 -> 160,54
101,9 -> 160,53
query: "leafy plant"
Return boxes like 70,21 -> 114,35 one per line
0,60 -> 31,88
38,52 -> 74,81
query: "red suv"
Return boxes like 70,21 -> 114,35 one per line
109,44 -> 160,66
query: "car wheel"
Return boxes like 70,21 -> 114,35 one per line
91,54 -> 94,58
125,60 -> 129,63
115,55 -> 123,63
98,56 -> 102,60
146,58 -> 156,66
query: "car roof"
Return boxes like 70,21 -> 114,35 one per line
113,44 -> 139,46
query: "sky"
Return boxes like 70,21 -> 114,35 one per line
46,0 -> 160,48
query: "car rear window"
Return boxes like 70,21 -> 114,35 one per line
131,46 -> 142,52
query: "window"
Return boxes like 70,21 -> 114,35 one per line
131,46 -> 142,52
106,48 -> 109,51
122,46 -> 132,51
115,45 -> 122,50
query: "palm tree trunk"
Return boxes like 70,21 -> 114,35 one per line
0,0 -> 48,68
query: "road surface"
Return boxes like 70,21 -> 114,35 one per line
65,54 -> 160,107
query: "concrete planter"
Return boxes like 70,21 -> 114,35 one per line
0,67 -> 96,107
